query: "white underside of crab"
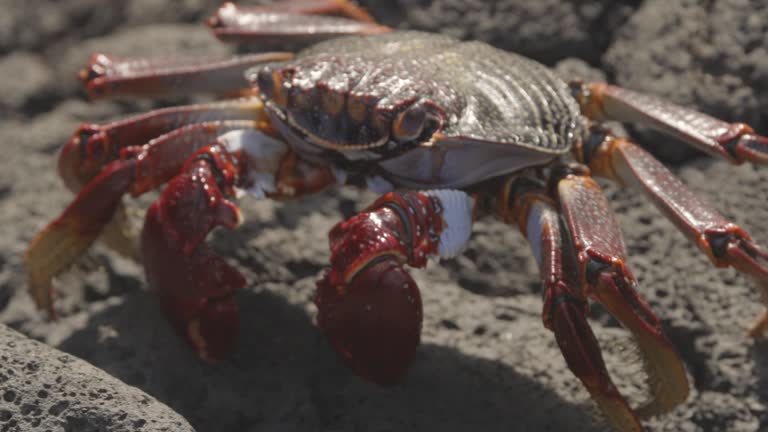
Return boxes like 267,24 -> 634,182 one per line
424,189 -> 474,260
220,129 -> 475,260
218,129 -> 287,199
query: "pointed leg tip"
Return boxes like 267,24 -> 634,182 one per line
721,236 -> 768,283
25,275 -> 57,320
25,231 -> 67,319
590,393 -> 645,432
734,134 -> 768,165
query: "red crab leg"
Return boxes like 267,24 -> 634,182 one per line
499,179 -> 643,431
25,120 -> 260,317
80,52 -> 294,100
60,97 -> 269,191
219,0 -> 379,22
316,190 -> 473,385
554,167 -> 690,419
208,2 -> 390,44
581,127 -> 768,336
572,82 -> 768,164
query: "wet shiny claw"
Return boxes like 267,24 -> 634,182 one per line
140,158 -> 245,361
316,257 -> 422,386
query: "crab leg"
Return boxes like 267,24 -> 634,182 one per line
208,2 -> 390,45
80,52 -> 294,100
316,190 -> 473,385
554,167 -> 690,419
60,97 -> 269,191
25,120 -> 260,316
217,0 -> 379,22
581,128 -> 768,335
573,82 -> 768,164
500,179 -> 643,431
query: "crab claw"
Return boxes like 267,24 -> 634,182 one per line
315,256 -> 423,386
142,206 -> 243,362
141,158 -> 245,362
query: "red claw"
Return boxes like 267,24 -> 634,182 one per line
141,155 -> 245,362
143,204 -> 243,362
315,191 -> 445,385
316,257 -> 422,386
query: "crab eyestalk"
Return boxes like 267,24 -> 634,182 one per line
316,190 -> 473,385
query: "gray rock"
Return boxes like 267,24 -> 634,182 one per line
0,324 -> 194,431
362,0 -> 638,65
124,0 -> 210,25
603,0 -> 768,163
555,57 -> 607,83
0,0 -> 122,54
0,52 -> 53,120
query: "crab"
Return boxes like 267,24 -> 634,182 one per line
24,1 -> 768,431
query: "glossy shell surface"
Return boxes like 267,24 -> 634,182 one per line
251,31 -> 582,187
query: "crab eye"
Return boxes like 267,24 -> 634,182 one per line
393,105 -> 426,142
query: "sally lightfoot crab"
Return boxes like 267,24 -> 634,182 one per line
24,1 -> 768,430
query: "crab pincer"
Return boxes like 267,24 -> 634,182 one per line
25,121 -> 257,319
142,145 -> 246,362
316,190 -> 473,385
316,258 -> 422,385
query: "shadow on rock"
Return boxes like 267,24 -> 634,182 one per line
57,287 -> 601,432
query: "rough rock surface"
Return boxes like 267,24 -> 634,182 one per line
604,0 -> 768,162
0,1 -> 767,432
0,324 -> 193,431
